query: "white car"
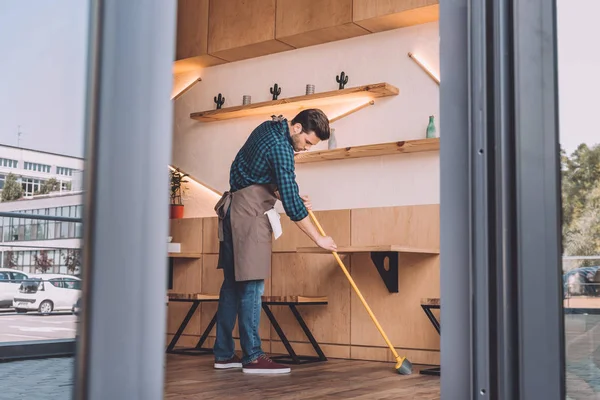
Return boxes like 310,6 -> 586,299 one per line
0,268 -> 29,308
13,274 -> 81,314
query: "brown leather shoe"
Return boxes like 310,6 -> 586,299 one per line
242,355 -> 291,374
214,354 -> 242,369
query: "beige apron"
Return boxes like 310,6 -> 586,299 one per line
214,184 -> 277,281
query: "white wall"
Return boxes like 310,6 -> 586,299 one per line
0,146 -> 84,171
172,23 -> 440,216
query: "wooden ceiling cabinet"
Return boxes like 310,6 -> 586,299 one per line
275,0 -> 369,48
207,0 -> 293,62
175,0 -> 226,71
353,0 -> 439,33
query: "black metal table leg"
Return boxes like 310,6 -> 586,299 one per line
166,300 -> 200,353
193,312 -> 217,350
289,305 -> 327,361
262,304 -> 300,363
420,304 -> 441,376
421,304 -> 441,334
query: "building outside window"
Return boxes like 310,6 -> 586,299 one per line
1,248 -> 80,274
0,205 -> 82,243
57,166 -> 74,176
20,177 -> 44,197
24,162 -> 51,173
0,158 -> 18,168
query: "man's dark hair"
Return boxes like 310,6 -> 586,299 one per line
291,109 -> 330,141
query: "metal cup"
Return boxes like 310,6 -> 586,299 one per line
242,95 -> 251,105
306,84 -> 315,95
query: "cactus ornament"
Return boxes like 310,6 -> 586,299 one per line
336,71 -> 349,89
270,83 -> 282,100
214,93 -> 225,109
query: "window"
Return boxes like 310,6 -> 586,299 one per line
0,272 -> 9,281
10,272 -> 27,283
37,222 -> 47,240
0,158 -> 18,168
20,177 -> 44,196
63,279 -> 81,290
49,279 -> 64,288
57,166 -> 74,176
24,220 -> 31,240
23,162 -> 51,173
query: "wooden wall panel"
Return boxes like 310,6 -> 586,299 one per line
273,210 -> 351,252
275,0 -> 368,48
350,346 -> 440,366
351,205 -> 440,249
175,0 -> 225,67
204,337 -> 272,354
271,341 -> 350,359
350,253 -> 440,350
166,334 -> 199,349
271,253 -> 351,345
353,0 -> 439,33
201,255 -> 272,342
167,257 -> 203,335
170,218 -> 203,253
202,217 -> 219,254
208,0 -> 292,62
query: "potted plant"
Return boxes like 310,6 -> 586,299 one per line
170,168 -> 188,219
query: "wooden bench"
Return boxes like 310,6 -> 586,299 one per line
166,293 -> 219,355
420,297 -> 440,376
261,295 -> 328,365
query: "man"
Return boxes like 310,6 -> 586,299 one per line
213,109 -> 337,374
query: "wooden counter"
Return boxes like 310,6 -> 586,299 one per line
167,204 -> 440,365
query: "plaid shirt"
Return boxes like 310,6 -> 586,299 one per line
229,118 -> 308,222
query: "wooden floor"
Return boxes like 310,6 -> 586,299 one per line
165,355 -> 440,400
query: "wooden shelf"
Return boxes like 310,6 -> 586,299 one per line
190,83 -> 399,122
168,292 -> 219,301
261,295 -> 328,304
168,252 -> 202,258
294,138 -> 439,164
296,245 -> 440,254
297,244 -> 439,293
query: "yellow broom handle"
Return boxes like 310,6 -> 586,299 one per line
308,210 -> 400,360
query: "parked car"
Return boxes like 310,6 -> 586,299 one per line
73,297 -> 81,315
563,266 -> 600,297
13,274 -> 81,314
0,268 -> 29,308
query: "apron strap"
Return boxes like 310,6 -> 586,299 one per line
214,191 -> 232,241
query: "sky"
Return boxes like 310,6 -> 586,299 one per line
0,1 -> 88,158
0,0 -> 597,158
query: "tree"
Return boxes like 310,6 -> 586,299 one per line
62,249 -> 81,274
35,177 -> 60,195
33,250 -> 54,273
1,173 -> 23,202
3,251 -> 17,269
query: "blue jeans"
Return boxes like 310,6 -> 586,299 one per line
213,207 -> 265,364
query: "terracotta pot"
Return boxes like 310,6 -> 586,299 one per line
170,204 -> 184,219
